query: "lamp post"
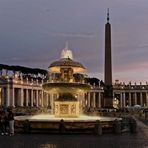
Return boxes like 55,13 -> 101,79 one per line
113,98 -> 119,109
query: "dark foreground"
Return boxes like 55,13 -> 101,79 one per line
0,119 -> 148,148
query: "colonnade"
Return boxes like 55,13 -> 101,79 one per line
0,77 -> 148,109
85,91 -> 148,109
0,78 -> 52,108
5,87 -> 48,107
114,91 -> 148,108
2,88 -> 148,109
86,92 -> 102,109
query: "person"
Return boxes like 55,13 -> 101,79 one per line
0,111 -> 2,134
0,110 -> 8,135
7,109 -> 14,136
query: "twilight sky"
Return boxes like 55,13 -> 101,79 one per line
0,0 -> 148,83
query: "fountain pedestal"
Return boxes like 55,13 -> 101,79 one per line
54,100 -> 79,117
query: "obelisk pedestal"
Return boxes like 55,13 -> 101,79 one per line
104,85 -> 113,108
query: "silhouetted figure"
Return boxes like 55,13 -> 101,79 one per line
7,110 -> 14,136
0,111 -> 8,135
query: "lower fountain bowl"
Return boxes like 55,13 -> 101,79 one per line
15,114 -> 122,134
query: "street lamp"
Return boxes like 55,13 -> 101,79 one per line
113,97 -> 119,109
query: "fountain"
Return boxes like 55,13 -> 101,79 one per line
15,45 -> 122,134
43,45 -> 90,117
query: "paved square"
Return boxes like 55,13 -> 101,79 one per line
0,118 -> 148,148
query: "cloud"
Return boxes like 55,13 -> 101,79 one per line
51,32 -> 94,39
138,43 -> 148,48
114,68 -> 148,84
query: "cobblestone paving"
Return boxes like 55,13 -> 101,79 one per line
0,118 -> 148,148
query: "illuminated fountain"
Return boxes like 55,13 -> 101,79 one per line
43,44 -> 90,117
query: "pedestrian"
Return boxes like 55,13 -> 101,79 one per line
0,110 -> 2,134
0,110 -> 8,135
7,109 -> 14,136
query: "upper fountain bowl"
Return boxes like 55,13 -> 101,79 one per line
49,58 -> 85,73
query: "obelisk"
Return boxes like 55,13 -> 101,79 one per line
104,9 -> 113,108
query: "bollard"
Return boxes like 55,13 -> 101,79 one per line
59,119 -> 65,134
23,119 -> 30,133
94,120 -> 102,136
145,112 -> 148,120
113,119 -> 121,134
129,118 -> 137,134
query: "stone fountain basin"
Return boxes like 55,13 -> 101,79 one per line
15,114 -> 122,122
42,83 -> 91,93
15,115 -> 122,133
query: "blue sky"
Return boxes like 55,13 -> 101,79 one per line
0,0 -> 148,83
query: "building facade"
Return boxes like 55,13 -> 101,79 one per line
0,74 -> 148,110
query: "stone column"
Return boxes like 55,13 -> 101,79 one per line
46,93 -> 49,107
20,88 -> 24,106
98,92 -> 101,108
31,89 -> 33,107
51,93 -> 54,110
6,81 -> 10,107
140,92 -> 143,106
123,93 -> 126,107
87,93 -> 90,108
129,93 -> 131,106
36,90 -> 39,107
93,92 -> 96,108
120,93 -> 122,108
146,92 -> 148,107
80,93 -> 85,108
12,87 -> 15,107
38,90 -> 42,107
134,92 -> 137,105
41,91 -> 44,107
26,89 -> 29,107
